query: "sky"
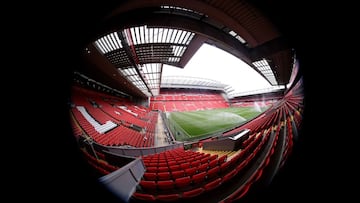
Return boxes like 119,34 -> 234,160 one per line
162,43 -> 272,94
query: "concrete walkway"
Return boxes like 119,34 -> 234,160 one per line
154,113 -> 170,147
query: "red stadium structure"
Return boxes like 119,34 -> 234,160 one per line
67,1 -> 305,203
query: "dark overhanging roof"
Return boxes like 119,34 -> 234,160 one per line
76,0 -> 295,99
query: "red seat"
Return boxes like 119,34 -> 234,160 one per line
197,163 -> 208,172
253,168 -> 263,182
236,160 -> 248,172
220,161 -> 231,173
190,160 -> 201,168
182,188 -> 205,198
246,153 -> 255,163
156,194 -> 181,201
207,166 -> 220,179
171,170 -> 185,179
139,180 -> 157,190
157,172 -> 171,180
180,162 -> 190,170
146,167 -> 157,173
192,171 -> 206,184
175,176 -> 192,188
200,157 -> 210,164
168,161 -> 177,166
222,169 -> 237,183
228,182 -> 251,201
232,150 -> 246,163
209,154 -> 218,161
132,192 -> 156,201
185,167 -> 197,176
143,172 -> 157,181
169,165 -> 181,171
187,157 -> 195,163
204,177 -> 222,191
218,155 -> 227,164
158,162 -> 168,167
209,159 -> 218,169
157,166 -> 169,172
177,159 -> 186,164
264,156 -> 271,167
147,162 -> 157,167
157,180 -> 175,190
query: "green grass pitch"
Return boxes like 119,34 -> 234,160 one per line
167,106 -> 267,141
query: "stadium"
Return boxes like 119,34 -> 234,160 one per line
67,1 -> 305,203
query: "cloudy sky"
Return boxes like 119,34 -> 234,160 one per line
162,43 -> 272,93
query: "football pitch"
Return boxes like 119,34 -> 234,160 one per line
167,106 -> 268,141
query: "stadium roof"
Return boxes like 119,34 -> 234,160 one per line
161,76 -> 229,92
92,26 -> 195,96
78,0 -> 295,98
